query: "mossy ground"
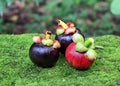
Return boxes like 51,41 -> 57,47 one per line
0,34 -> 120,86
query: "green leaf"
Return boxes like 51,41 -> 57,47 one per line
0,0 -> 6,16
6,0 -> 14,6
0,0 -> 14,15
33,0 -> 43,6
74,0 -> 81,5
111,0 -> 120,15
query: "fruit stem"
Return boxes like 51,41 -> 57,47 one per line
46,31 -> 51,39
95,45 -> 104,49
58,20 -> 68,29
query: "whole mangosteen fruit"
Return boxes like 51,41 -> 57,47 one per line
65,33 -> 97,70
55,20 -> 84,54
29,31 -> 61,68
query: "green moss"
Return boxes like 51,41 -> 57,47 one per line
0,34 -> 120,86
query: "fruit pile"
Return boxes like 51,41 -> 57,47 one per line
29,20 -> 97,70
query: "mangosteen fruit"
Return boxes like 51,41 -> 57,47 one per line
29,31 -> 61,68
65,33 -> 97,70
55,20 -> 84,54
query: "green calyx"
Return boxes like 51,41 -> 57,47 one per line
56,29 -> 64,35
85,38 -> 95,49
75,42 -> 88,53
72,33 -> 84,44
75,38 -> 95,53
73,33 -> 97,60
74,34 -> 95,53
41,31 -> 54,46
86,49 -> 97,61
42,39 -> 53,46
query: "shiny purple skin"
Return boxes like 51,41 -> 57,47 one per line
55,29 -> 84,54
29,43 -> 59,68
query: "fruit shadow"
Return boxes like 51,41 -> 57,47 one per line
56,53 -> 96,78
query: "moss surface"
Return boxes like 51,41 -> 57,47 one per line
0,34 -> 120,86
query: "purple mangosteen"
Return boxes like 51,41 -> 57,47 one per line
29,31 -> 61,68
55,20 -> 85,54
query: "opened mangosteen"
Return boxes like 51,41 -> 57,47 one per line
55,20 -> 84,54
29,31 -> 61,68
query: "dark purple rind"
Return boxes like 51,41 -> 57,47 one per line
55,29 -> 84,54
29,43 -> 59,68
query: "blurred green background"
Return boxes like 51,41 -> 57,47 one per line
0,0 -> 120,36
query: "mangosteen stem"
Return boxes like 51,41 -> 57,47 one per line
46,31 -> 51,39
95,45 -> 104,49
42,31 -> 53,46
58,20 -> 68,29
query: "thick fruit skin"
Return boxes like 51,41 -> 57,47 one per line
29,43 -> 59,68
65,43 -> 93,70
55,29 -> 84,54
